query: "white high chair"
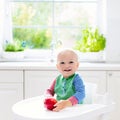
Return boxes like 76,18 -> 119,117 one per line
12,82 -> 115,120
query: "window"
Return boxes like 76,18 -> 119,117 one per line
1,0 -> 106,62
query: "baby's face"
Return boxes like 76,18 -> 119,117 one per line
56,51 -> 79,78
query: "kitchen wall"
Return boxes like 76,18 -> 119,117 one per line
0,0 -> 4,54
106,0 -> 120,63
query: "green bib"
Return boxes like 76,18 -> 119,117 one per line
55,74 -> 76,101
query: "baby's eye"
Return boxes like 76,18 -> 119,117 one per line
69,61 -> 74,64
60,62 -> 65,64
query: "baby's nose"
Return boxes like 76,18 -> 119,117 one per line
65,63 -> 70,67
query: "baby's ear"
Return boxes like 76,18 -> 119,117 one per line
56,63 -> 59,69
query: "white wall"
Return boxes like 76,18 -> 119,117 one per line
0,0 -> 13,54
0,0 -> 5,54
106,0 -> 120,63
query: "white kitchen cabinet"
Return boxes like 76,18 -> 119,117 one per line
25,70 -> 59,98
0,70 -> 23,120
107,71 -> 120,120
25,70 -> 106,98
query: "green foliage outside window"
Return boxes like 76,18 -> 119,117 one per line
13,28 -> 52,49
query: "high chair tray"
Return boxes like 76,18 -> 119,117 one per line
12,96 -> 114,120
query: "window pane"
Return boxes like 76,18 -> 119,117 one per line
13,28 -> 52,49
54,28 -> 81,49
54,2 -> 97,26
11,2 -> 53,26
55,2 -> 96,26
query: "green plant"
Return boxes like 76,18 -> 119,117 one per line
4,41 -> 24,52
74,27 -> 106,52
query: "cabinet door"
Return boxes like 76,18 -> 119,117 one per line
107,71 -> 120,120
78,71 -> 106,94
0,83 -> 23,120
0,70 -> 23,82
25,70 -> 59,98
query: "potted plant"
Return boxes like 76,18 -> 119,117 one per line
74,27 -> 106,61
2,41 -> 25,60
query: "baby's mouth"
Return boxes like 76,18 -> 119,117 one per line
64,68 -> 72,72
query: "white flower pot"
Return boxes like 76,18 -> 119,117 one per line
2,51 -> 24,60
78,51 -> 105,62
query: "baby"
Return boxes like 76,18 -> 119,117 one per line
45,49 -> 85,112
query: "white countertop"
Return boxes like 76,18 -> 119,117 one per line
0,62 -> 120,70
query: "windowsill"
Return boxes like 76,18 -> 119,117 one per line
0,49 -> 56,62
0,49 -> 106,63
0,58 -> 106,64
0,58 -> 52,62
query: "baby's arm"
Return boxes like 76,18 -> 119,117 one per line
45,79 -> 56,97
72,74 -> 85,103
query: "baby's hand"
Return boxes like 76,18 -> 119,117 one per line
53,100 -> 72,112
